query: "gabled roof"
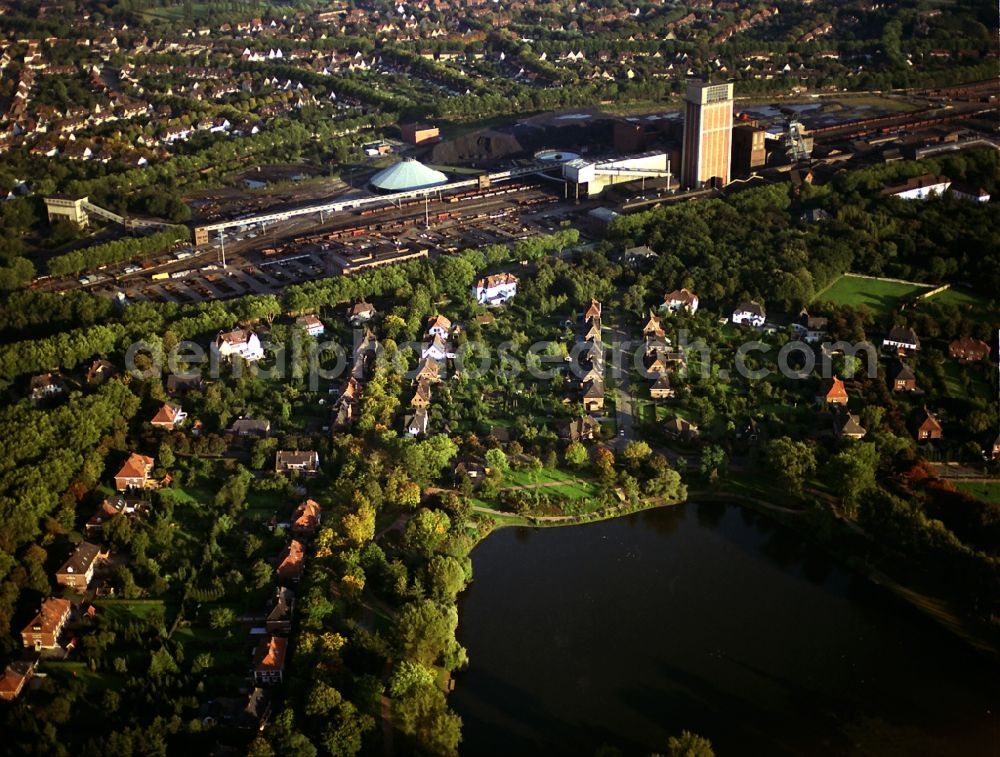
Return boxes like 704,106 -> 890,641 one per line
583,299 -> 602,321
56,542 -> 101,576
427,314 -> 452,332
116,452 -> 154,481
292,499 -> 321,532
151,403 -> 183,425
665,288 -> 698,305
253,635 -> 288,672
735,301 -> 765,317
22,597 -> 71,636
885,325 -> 919,346
218,328 -> 257,346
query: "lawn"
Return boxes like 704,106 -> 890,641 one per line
925,286 -> 994,314
814,274 -> 931,315
504,467 -> 582,487
953,482 -> 1000,505
95,599 -> 171,624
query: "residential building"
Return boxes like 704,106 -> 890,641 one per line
405,407 -> 429,437
229,418 -> 272,438
410,380 -> 432,409
21,597 -> 72,650
912,407 -> 943,441
55,542 -> 102,590
949,182 -> 990,202
150,402 -> 187,428
888,361 -> 917,392
426,314 -> 452,338
0,661 -> 35,702
252,635 -> 288,686
663,288 -> 699,314
276,540 -> 306,584
473,273 -> 518,305
265,587 -> 294,635
816,377 -> 849,406
275,450 -> 319,475
216,329 -> 264,361
558,415 -> 601,442
583,299 -> 602,323
883,326 -> 920,354
664,415 -> 700,441
582,380 -> 605,413
422,334 -> 451,362
948,337 -> 990,363
291,499 -> 321,539
650,373 -> 674,399
642,311 -> 665,337
834,413 -> 867,440
681,81 -> 734,188
414,358 -> 444,384
732,301 -> 765,327
881,174 -> 951,200
349,301 -> 376,324
114,452 -> 155,491
296,314 -> 324,337
30,372 -> 67,401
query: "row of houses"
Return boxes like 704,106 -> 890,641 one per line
405,314 -> 456,437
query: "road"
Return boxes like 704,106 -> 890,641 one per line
609,317 -> 636,448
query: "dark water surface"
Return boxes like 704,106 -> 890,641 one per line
451,503 -> 998,756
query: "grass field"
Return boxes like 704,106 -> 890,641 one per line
95,599 -> 170,624
953,481 -> 1000,505
815,275 -> 931,315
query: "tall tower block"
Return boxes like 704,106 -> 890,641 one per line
681,81 -> 734,189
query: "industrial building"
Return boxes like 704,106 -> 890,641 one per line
400,123 -> 440,145
369,159 -> 449,193
681,81 -> 734,188
731,118 -> 767,178
561,152 -> 672,198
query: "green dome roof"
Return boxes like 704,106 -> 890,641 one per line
370,159 -> 448,192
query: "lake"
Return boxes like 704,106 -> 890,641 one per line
451,503 -> 998,756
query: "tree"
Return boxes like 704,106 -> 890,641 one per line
208,606 -> 236,633
425,554 -> 468,602
665,730 -> 715,757
393,684 -> 462,756
828,442 -> 878,517
320,702 -> 374,757
402,509 -> 451,557
394,599 -> 459,667
765,437 -> 817,496
389,660 -> 436,697
484,448 -> 510,476
699,445 -> 727,481
341,497 -> 376,546
565,441 -> 589,468
622,440 -> 652,466
305,682 -> 343,717
595,448 -> 616,481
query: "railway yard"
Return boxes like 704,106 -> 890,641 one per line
60,180 -> 592,306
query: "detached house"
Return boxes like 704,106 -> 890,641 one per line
30,372 -> 67,401
404,407 -> 429,437
266,587 -> 294,635
21,597 -> 71,650
291,499 -> 321,539
888,361 -> 917,392
0,661 -> 35,702
583,299 -> 602,323
55,542 -> 102,589
348,301 -> 376,324
114,452 -> 155,491
664,415 -> 699,442
883,326 -> 920,354
296,314 -> 324,337
252,636 -> 288,686
426,314 -> 452,338
948,337 -> 990,363
276,540 -> 306,584
473,273 -> 518,305
650,373 -> 674,399
834,413 -> 867,440
275,450 -> 319,475
732,302 -> 765,327
816,377 -> 849,406
216,329 -> 264,361
582,379 -> 605,413
912,407 -> 943,441
663,288 -> 699,314
229,418 -> 271,438
558,415 -> 601,442
150,402 -> 187,428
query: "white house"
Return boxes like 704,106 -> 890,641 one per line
216,329 -> 264,361
663,288 -> 699,314
732,301 -> 766,327
404,407 -> 428,437
950,182 -> 990,203
296,315 -> 324,337
422,334 -> 452,362
426,314 -> 451,339
473,273 -> 518,306
881,174 -> 951,200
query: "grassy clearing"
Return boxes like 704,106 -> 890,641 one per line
504,467 -> 581,487
815,275 -> 930,315
953,481 -> 1000,505
95,599 -> 170,623
926,287 -> 992,310
41,661 -> 116,692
